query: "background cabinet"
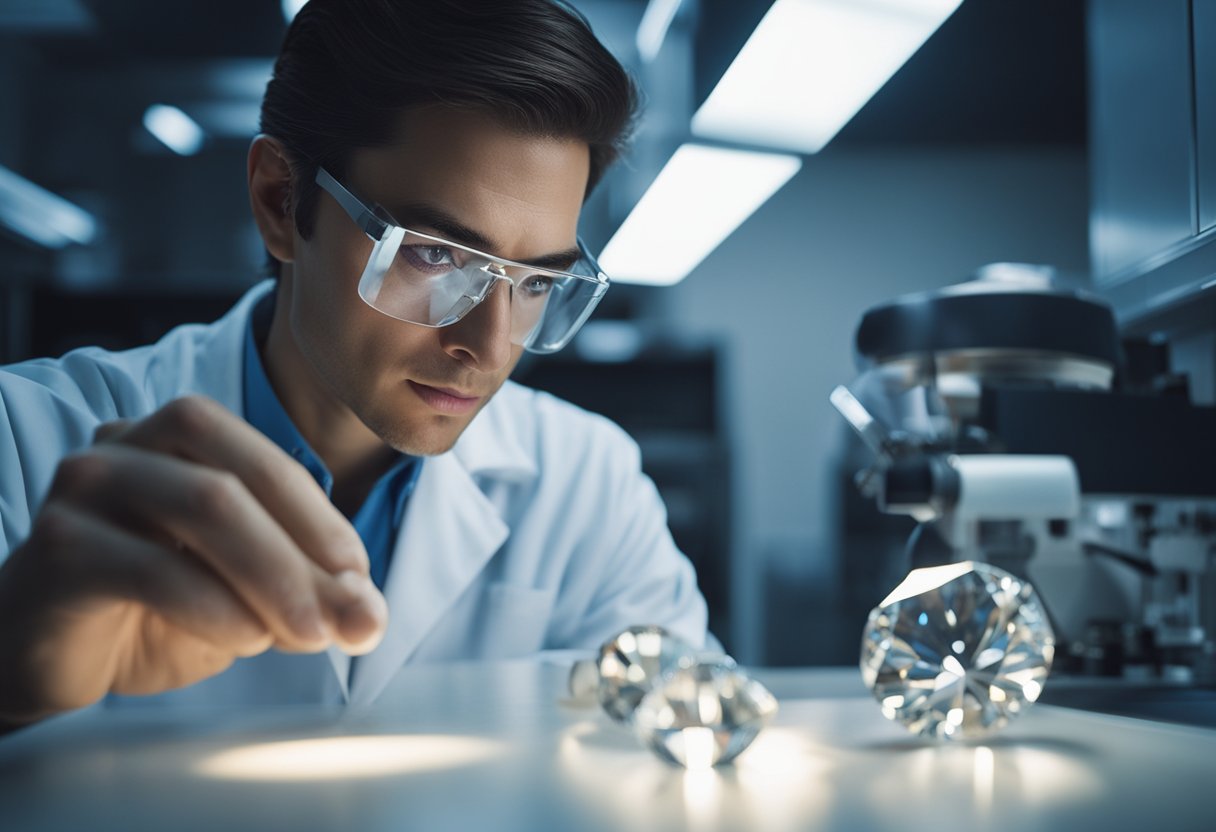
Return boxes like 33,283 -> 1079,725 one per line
1088,0 -> 1216,333
1196,0 -> 1216,233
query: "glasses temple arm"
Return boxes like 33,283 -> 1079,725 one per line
315,167 -> 390,241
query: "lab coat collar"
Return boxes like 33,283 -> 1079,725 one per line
348,451 -> 509,705
449,380 -> 540,483
193,281 -> 540,703
177,279 -> 269,416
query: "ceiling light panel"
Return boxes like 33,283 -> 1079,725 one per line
692,0 -> 964,153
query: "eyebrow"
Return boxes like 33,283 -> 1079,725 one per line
386,201 -> 583,271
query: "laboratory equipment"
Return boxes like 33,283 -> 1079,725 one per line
833,264 -> 1216,686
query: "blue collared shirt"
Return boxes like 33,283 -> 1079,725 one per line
242,297 -> 421,590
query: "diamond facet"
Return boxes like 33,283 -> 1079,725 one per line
595,625 -> 696,723
861,561 -> 1055,740
633,656 -> 779,768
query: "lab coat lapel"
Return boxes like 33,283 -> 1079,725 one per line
160,280 -> 272,416
348,451 -> 508,705
326,647 -> 351,701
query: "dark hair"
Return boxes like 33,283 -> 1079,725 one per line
259,0 -> 639,277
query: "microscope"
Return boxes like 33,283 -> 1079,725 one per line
832,264 -> 1216,686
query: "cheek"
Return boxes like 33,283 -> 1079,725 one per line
291,228 -> 389,373
305,225 -> 365,312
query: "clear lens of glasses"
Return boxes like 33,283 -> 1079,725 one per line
316,166 -> 608,355
356,226 -> 606,354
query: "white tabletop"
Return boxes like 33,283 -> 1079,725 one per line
1,662 -> 1213,832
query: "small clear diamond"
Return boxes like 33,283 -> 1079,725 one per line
596,625 -> 696,723
633,656 -> 779,768
861,561 -> 1055,740
568,658 -> 601,703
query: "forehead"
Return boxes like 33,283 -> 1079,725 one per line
346,107 -> 590,259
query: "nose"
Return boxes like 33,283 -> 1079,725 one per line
438,276 -> 514,372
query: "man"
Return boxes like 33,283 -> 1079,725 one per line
0,0 -> 708,729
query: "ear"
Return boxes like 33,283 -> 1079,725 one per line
247,134 -> 296,267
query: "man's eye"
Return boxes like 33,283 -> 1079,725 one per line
521,274 -> 554,297
420,245 -> 454,265
416,245 -> 455,266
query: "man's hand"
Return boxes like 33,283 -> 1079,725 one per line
0,395 -> 387,727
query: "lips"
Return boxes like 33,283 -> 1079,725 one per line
407,380 -> 482,415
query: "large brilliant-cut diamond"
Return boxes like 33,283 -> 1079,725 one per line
595,625 -> 696,723
633,657 -> 779,769
861,561 -> 1055,740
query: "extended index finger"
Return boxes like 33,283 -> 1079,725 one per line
100,396 -> 370,577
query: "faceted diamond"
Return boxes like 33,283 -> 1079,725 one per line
595,625 -> 696,723
567,657 -> 601,703
633,656 -> 779,769
861,561 -> 1055,740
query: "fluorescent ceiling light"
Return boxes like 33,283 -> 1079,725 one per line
600,144 -> 801,286
0,0 -> 94,32
282,0 -> 307,23
637,0 -> 683,63
692,0 -> 964,153
142,104 -> 205,156
188,102 -> 262,138
205,59 -> 275,98
0,164 -> 98,249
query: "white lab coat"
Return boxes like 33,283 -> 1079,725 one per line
0,281 -> 709,706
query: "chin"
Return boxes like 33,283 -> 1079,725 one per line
368,412 -> 471,457
390,434 -> 460,457
350,378 -> 495,457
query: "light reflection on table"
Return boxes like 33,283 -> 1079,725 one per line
196,734 -> 506,781
0,663 -> 1211,832
558,720 -> 835,832
862,737 -> 1107,828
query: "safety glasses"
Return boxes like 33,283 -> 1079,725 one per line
316,167 -> 609,354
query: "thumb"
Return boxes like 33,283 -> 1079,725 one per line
93,418 -> 134,445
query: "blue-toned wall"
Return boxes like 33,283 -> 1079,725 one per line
660,146 -> 1090,661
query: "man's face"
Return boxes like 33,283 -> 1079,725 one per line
283,107 -> 590,456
